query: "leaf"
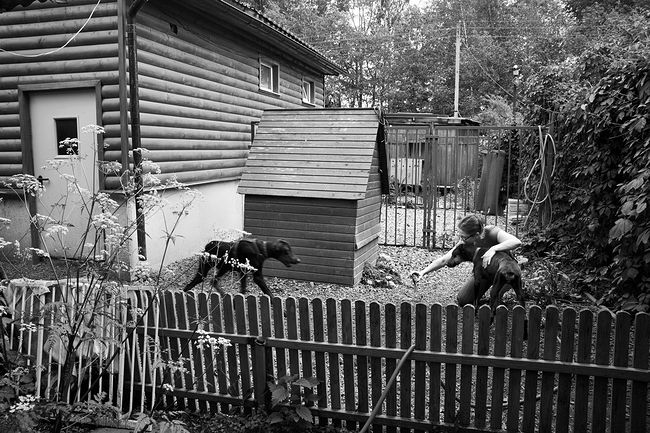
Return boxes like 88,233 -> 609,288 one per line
609,218 -> 633,241
294,377 -> 315,389
268,412 -> 284,424
296,406 -> 313,423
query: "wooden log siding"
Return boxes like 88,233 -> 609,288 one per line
0,0 -> 119,185
121,293 -> 650,433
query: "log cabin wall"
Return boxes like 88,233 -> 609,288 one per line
0,0 -> 120,186
102,0 -> 328,188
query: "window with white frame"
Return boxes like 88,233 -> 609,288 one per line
302,79 -> 315,105
259,59 -> 279,94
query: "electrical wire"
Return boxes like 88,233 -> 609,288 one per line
0,0 -> 103,58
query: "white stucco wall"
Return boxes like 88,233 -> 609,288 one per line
140,180 -> 244,269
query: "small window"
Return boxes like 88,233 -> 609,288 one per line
55,117 -> 78,156
259,59 -> 279,94
302,79 -> 315,105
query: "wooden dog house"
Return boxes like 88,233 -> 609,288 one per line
237,108 -> 389,285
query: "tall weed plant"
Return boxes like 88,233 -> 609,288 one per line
0,125 -> 202,432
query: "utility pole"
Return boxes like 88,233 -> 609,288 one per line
454,21 -> 461,117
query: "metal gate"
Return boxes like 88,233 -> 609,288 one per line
381,118 -> 552,250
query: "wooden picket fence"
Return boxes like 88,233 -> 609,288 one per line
122,290 -> 649,433
4,284 -> 650,432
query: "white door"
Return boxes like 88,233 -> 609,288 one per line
30,88 -> 99,259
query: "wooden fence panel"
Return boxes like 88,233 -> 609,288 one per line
10,286 -> 650,433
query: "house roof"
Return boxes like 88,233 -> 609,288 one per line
238,108 -> 384,200
0,0 -> 343,75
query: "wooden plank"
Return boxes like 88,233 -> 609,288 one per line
385,303 -> 397,433
222,295 -> 240,401
414,303 -> 427,429
247,151 -> 372,163
341,299 -> 356,431
399,302 -> 412,433
174,291 -> 196,411
631,313 -> 649,433
555,308 -> 576,433
474,306 -> 491,429
444,304 -> 458,423
271,297 -> 287,379
574,309 -> 594,433
239,186 -> 366,201
458,305 -> 474,426
506,306 -> 526,431
209,294 -> 229,413
285,298 -> 300,398
370,302 -> 384,433
186,294 -> 207,412
245,159 -> 369,170
539,306 -> 559,432
355,301 -> 369,418
611,311 -> 631,433
490,306 -> 508,430
245,215 -> 356,234
522,306 -> 542,433
242,172 -> 369,184
196,292 -> 216,412
593,310 -> 612,433
312,298 -> 328,426
429,304 -> 442,425
327,298 -> 342,428
299,298 -> 314,406
234,295 -> 251,408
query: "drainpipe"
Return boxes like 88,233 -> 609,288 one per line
126,0 -> 149,260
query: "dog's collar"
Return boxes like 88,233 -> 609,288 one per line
472,247 -> 483,262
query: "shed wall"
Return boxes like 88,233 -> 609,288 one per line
103,1 -> 326,188
0,0 -> 120,185
243,195 -> 357,286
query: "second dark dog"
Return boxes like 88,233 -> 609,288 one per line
182,238 -> 300,296
447,242 -> 524,314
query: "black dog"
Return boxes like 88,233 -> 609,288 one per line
447,242 -> 524,314
183,238 -> 300,296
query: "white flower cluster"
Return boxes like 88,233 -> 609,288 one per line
194,329 -> 232,350
18,322 -> 37,333
162,383 -> 174,393
9,395 -> 36,413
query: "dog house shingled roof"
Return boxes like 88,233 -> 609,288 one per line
238,108 -> 386,200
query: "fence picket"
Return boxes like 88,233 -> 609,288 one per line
593,310 -> 612,433
312,298 -> 328,426
459,305 -> 475,426
522,305 -> 542,433
506,305 -> 526,431
326,298 -> 341,428
414,303 -> 427,430
234,295 -> 251,406
490,306 -> 508,430
385,303 -> 397,433
299,298 -> 314,406
574,309 -> 594,433
631,312 -> 649,433
258,295 -> 273,412
399,302 -> 413,433
444,304 -> 458,423
285,297 -> 300,397
475,305 -> 491,428
272,297 -> 287,380
428,303 -> 442,425
341,299 -> 356,431
540,306 -> 559,432
209,294 -> 229,413
555,308 -> 576,433
186,293 -> 207,412
355,300 -> 369,418
222,295 -> 239,400
611,311 -> 631,432
370,302 -> 383,433
175,291 -> 196,412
